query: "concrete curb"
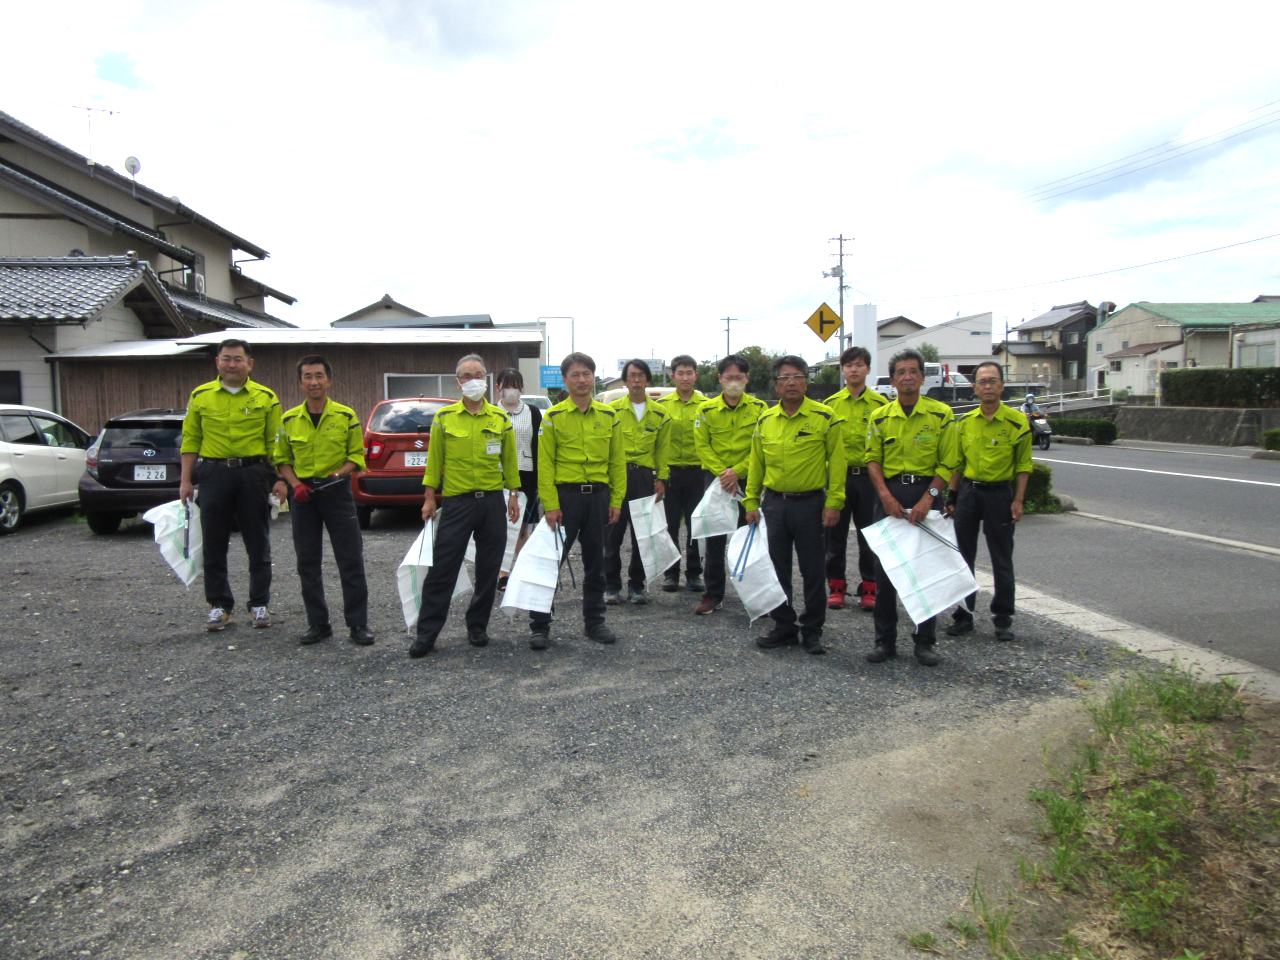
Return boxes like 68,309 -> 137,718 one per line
975,571 -> 1280,701
1253,450 -> 1280,461
1053,435 -> 1094,445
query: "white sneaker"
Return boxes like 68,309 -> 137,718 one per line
206,607 -> 230,631
250,606 -> 272,628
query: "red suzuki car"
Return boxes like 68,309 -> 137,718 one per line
351,397 -> 452,528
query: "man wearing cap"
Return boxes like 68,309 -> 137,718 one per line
944,360 -> 1032,643
409,354 -> 521,658
605,359 -> 671,605
532,352 -> 626,649
655,355 -> 707,594
864,348 -> 959,666
744,355 -> 845,654
692,354 -> 768,616
274,355 -> 373,647
823,345 -> 887,612
179,338 -> 287,632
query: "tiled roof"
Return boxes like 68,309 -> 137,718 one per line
1013,301 -> 1095,333
1106,340 -> 1182,358
999,341 -> 1058,356
0,256 -> 187,333
167,290 -> 296,329
1128,302 -> 1280,327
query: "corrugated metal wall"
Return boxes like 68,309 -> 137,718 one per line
57,343 -> 521,433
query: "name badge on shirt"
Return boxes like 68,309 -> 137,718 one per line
486,442 -> 501,455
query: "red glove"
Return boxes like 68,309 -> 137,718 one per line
292,483 -> 311,503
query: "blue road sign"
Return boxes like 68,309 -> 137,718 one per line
540,365 -> 565,389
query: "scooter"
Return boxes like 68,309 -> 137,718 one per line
1028,413 -> 1052,450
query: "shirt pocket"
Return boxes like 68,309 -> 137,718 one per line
442,420 -> 472,459
584,419 -> 613,460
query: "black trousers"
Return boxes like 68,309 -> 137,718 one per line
872,479 -> 940,646
289,480 -> 368,629
762,492 -> 827,636
196,460 -> 272,612
953,481 -> 1016,629
605,464 -> 656,592
702,470 -> 746,600
663,465 -> 704,582
531,485 -> 610,631
825,467 -> 877,583
416,493 -> 507,643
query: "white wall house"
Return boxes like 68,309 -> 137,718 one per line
874,311 -> 993,378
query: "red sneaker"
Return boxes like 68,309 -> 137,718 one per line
826,578 -> 847,610
858,580 -> 876,612
694,594 -> 723,615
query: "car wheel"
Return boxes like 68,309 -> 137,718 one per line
0,483 -> 23,535
356,505 -> 373,530
1038,433 -> 1051,451
86,511 -> 123,535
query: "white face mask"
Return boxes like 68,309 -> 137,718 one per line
501,388 -> 521,404
721,380 -> 746,398
460,379 -> 487,400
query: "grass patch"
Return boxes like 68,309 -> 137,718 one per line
1005,663 -> 1280,958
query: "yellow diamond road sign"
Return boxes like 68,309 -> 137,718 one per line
805,302 -> 842,342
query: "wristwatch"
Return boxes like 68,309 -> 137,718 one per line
928,486 -> 940,498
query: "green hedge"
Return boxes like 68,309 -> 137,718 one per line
1160,367 -> 1280,408
1048,417 -> 1119,444
1024,463 -> 1057,514
1264,428 -> 1280,451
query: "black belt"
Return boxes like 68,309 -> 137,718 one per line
200,456 -> 267,467
766,488 -> 824,501
887,474 -> 932,484
626,462 -> 655,472
558,482 -> 609,494
966,478 -> 1013,490
447,489 -> 504,499
846,465 -> 864,475
669,464 -> 701,471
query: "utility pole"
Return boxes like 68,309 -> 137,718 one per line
723,317 -> 735,357
825,235 -> 852,352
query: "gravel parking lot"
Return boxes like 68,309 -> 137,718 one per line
1,509 -> 1117,960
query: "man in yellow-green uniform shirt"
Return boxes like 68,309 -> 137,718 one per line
822,344 -> 888,612
532,352 -> 627,648
605,359 -> 671,604
693,354 -> 769,616
274,355 -> 372,648
655,354 -> 707,594
943,360 -> 1032,644
864,348 -> 959,666
179,338 -> 286,632
409,354 -> 521,658
744,356 -> 845,654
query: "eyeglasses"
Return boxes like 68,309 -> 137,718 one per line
975,378 -> 1003,386
720,375 -> 747,384
456,373 -> 485,383
775,375 -> 807,384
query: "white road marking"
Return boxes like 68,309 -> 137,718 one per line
1065,511 -> 1280,558
1033,457 -> 1280,488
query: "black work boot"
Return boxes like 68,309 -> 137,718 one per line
299,624 -> 333,645
348,626 -> 375,646
913,639 -> 941,666
800,632 -> 826,655
530,629 -> 549,651
662,573 -> 681,593
945,615 -> 974,637
866,643 -> 897,663
585,623 -> 617,645
467,627 -> 490,647
756,626 -> 799,649
408,637 -> 435,658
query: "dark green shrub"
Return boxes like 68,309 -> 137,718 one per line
1024,463 -> 1056,513
1160,367 -> 1280,408
1264,428 -> 1280,451
1049,418 -> 1119,444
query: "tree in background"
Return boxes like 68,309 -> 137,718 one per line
918,342 -> 941,363
814,363 -> 841,392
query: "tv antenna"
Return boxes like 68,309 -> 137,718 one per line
68,104 -> 121,161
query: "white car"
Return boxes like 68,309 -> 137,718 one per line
0,404 -> 93,534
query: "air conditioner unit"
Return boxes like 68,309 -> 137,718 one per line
194,273 -> 205,295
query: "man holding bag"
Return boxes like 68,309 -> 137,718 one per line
275,355 -> 373,647
692,355 -> 768,616
744,356 -> 845,654
409,355 -> 521,658
605,359 -> 671,605
655,355 -> 706,594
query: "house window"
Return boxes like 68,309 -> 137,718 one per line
1066,332 -> 1080,344
1066,361 -> 1078,379
1164,361 -> 1179,369
0,371 -> 20,405
1109,360 -> 1123,372
1121,340 -> 1130,349
1095,341 -> 1103,352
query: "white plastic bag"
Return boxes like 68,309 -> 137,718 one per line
691,481 -> 741,540
396,520 -> 474,632
142,499 -> 203,587
726,515 -> 787,621
862,513 -> 978,625
500,520 -> 564,615
627,494 -> 681,584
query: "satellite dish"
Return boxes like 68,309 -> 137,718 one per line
124,156 -> 141,177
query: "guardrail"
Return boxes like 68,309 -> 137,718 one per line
951,387 -> 1114,415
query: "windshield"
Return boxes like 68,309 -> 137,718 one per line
101,422 -> 183,452
370,400 -> 450,433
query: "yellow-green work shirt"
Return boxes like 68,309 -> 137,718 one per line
609,395 -> 672,478
537,398 -> 627,511
275,399 -> 366,478
744,397 -> 846,511
955,404 -> 1033,483
864,396 -> 958,483
655,390 -> 706,467
423,400 -> 519,497
823,384 -> 887,468
694,393 -> 768,484
181,378 -> 282,460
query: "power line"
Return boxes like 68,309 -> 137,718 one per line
871,231 -> 1280,303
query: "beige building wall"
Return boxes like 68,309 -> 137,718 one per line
0,331 -> 56,412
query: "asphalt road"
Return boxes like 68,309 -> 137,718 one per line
967,438 -> 1280,673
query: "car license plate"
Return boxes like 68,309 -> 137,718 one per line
134,464 -> 168,481
403,452 -> 428,467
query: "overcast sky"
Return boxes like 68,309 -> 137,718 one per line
6,0 -> 1280,372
